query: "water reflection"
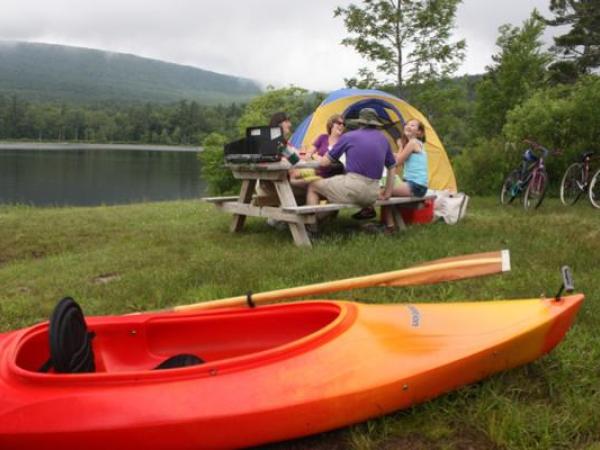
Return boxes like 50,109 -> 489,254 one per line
0,149 -> 206,206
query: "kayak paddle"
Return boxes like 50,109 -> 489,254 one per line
173,250 -> 510,312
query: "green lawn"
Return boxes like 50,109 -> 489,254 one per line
0,197 -> 598,449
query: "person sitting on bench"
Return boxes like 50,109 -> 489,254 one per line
306,108 -> 397,231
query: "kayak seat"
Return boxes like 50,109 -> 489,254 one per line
154,353 -> 204,370
40,297 -> 205,374
39,297 -> 96,374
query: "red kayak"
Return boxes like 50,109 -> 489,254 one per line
0,294 -> 583,449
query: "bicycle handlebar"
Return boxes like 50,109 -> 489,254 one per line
522,139 -> 561,157
523,139 -> 540,148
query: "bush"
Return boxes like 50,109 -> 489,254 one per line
453,137 -> 518,195
199,133 -> 240,195
455,76 -> 600,196
503,76 -> 600,183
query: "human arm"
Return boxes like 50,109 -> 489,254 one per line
321,134 -> 347,167
395,138 -> 419,166
379,165 -> 396,200
379,142 -> 398,200
302,144 -> 318,161
305,134 -> 329,161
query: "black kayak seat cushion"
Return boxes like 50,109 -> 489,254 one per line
41,297 -> 96,373
41,297 -> 204,373
154,354 -> 205,370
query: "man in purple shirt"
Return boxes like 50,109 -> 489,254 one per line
306,108 -> 397,208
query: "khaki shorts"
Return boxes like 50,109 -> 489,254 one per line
313,173 -> 379,206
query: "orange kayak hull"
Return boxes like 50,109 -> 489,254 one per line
0,295 -> 583,449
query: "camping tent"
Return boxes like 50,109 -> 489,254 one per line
289,88 -> 457,192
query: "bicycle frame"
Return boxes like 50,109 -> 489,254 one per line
518,149 -> 548,190
501,140 -> 552,209
579,154 -> 595,189
560,152 -> 598,206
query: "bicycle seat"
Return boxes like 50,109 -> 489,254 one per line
581,152 -> 595,161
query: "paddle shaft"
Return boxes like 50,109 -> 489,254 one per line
174,251 -> 510,312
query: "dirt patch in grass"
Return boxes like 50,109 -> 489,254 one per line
30,250 -> 46,259
92,273 -> 121,285
379,433 -> 436,450
247,425 -> 498,450
253,429 -> 349,450
380,427 -> 500,450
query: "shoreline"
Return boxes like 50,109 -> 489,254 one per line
0,142 -> 203,152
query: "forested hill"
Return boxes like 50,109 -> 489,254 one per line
0,41 -> 262,104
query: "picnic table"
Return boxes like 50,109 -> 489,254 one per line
203,161 -> 435,247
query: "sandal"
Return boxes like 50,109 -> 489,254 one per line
352,207 -> 376,220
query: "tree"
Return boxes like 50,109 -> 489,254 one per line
236,86 -> 313,136
542,0 -> 600,82
473,13 -> 551,138
334,0 -> 466,91
404,76 -> 476,155
503,76 -> 600,156
4,95 -> 27,138
199,132 -> 240,194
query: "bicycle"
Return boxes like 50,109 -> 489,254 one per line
500,140 -> 555,210
559,151 -> 599,208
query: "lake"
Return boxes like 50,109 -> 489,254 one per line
0,145 -> 207,206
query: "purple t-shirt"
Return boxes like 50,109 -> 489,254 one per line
328,128 -> 396,180
313,133 -> 344,178
313,134 -> 330,157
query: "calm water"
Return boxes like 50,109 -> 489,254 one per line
0,148 -> 207,206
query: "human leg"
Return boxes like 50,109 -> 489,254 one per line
306,182 -> 322,206
391,182 -> 413,197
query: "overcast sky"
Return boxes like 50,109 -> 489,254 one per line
1,0 -> 558,91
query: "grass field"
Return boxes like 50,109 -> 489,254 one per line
0,197 -> 598,449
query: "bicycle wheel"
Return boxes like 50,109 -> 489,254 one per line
560,162 -> 585,205
523,169 -> 547,209
500,170 -> 520,205
589,168 -> 600,209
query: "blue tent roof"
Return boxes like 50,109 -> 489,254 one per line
320,88 -> 403,106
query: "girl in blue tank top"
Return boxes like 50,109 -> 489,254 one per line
377,119 -> 429,233
392,119 -> 428,197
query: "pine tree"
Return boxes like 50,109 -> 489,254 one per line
542,0 -> 600,82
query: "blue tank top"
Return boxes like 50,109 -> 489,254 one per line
403,141 -> 428,187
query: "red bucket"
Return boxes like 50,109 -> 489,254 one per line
400,199 -> 434,225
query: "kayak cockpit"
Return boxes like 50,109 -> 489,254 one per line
11,301 -> 352,380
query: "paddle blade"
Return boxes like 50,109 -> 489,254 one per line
382,250 -> 510,287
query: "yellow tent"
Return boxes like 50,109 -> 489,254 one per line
289,88 -> 457,192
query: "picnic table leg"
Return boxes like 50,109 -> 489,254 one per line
274,181 -> 312,247
390,206 -> 408,231
230,179 -> 256,232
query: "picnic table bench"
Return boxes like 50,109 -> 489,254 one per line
203,161 -> 434,247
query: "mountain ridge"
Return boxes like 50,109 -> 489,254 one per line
0,41 -> 262,104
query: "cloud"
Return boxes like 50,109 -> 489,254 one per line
0,0 -> 560,91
